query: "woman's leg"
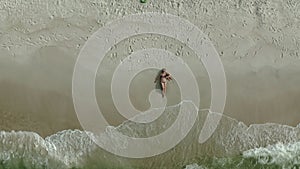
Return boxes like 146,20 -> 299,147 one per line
161,82 -> 165,97
161,82 -> 166,97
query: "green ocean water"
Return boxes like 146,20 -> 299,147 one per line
0,151 -> 298,169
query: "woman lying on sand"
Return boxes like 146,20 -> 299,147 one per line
154,68 -> 172,97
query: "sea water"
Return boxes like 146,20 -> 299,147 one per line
1,102 -> 300,169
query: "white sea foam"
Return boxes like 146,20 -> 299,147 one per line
1,104 -> 300,169
243,141 -> 300,168
184,163 -> 207,169
0,130 -> 97,169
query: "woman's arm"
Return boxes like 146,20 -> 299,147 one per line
166,72 -> 172,80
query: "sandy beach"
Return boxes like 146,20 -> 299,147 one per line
0,0 -> 299,138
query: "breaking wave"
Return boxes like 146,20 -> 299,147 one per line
1,102 -> 300,169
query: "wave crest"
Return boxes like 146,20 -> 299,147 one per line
1,103 -> 300,169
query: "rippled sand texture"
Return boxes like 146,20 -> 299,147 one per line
0,0 -> 299,136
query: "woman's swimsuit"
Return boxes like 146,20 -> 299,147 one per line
160,73 -> 169,83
